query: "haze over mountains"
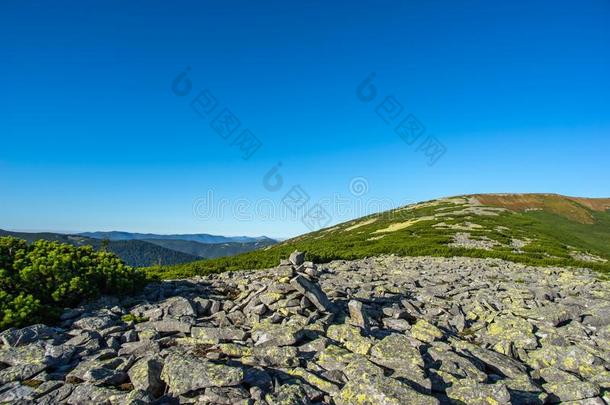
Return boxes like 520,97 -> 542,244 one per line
78,231 -> 274,244
0,229 -> 277,267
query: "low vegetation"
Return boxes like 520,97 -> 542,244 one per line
148,194 -> 610,279
0,237 -> 146,329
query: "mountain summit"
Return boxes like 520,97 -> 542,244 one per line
156,193 -> 610,278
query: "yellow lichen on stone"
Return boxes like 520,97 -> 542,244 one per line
410,319 -> 443,343
326,324 -> 373,355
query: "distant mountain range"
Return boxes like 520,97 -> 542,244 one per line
78,231 -> 274,244
0,230 -> 277,267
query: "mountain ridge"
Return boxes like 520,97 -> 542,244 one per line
153,193 -> 610,278
78,231 -> 274,244
0,229 -> 277,267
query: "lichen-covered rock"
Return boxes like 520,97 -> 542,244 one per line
502,375 -> 547,404
543,380 -> 600,402
289,251 -> 306,266
0,382 -> 35,403
135,319 -> 191,334
290,274 -> 335,313
127,355 -> 165,397
159,296 -> 196,318
253,323 -> 304,347
410,319 -> 443,343
485,314 -> 538,353
124,388 -> 156,404
427,343 -> 487,383
82,366 -> 128,385
198,386 -> 251,404
347,300 -> 370,329
285,367 -> 340,395
73,315 -> 117,331
370,334 -> 423,371
37,384 -> 75,404
337,373 -> 439,405
343,357 -> 385,381
0,362 -> 46,384
326,323 -> 374,355
0,324 -> 57,347
160,353 -> 243,395
0,341 -> 49,366
446,379 -> 511,405
266,383 -> 310,405
66,383 -> 126,404
317,344 -> 361,371
451,338 -> 528,378
246,345 -> 299,367
191,326 -> 247,343
527,344 -> 598,378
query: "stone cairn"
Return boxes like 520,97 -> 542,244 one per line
0,252 -> 609,404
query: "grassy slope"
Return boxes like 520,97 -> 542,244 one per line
147,194 -> 610,279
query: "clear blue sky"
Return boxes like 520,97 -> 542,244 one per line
1,1 -> 609,238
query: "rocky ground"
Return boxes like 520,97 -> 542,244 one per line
0,253 -> 609,404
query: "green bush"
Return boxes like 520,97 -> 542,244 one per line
0,236 -> 146,330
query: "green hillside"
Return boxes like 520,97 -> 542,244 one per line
148,194 -> 610,279
144,238 -> 277,259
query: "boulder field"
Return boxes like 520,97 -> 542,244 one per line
0,253 -> 608,404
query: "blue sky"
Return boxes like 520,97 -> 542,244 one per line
1,1 -> 609,238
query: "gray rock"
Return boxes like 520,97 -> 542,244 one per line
0,382 -> 35,402
543,380 -> 600,403
347,300 -> 370,329
0,362 -> 46,384
191,326 -> 247,343
118,340 -> 160,357
253,324 -> 305,347
290,274 -> 335,313
160,296 -> 196,318
193,297 -> 212,315
382,317 -> 411,331
199,386 -> 250,404
266,384 -> 310,405
243,366 -> 273,391
209,300 -> 222,314
32,380 -> 64,398
0,324 -> 57,347
0,341 -> 47,366
135,320 -> 191,334
73,315 -> 117,330
124,388 -> 156,404
82,366 -> 128,386
249,345 -> 299,367
446,379 -> 511,405
36,383 -> 75,405
451,338 -> 528,378
289,251 -> 305,266
160,353 -> 243,395
127,355 -> 165,397
338,371 -> 439,405
66,383 -> 126,404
